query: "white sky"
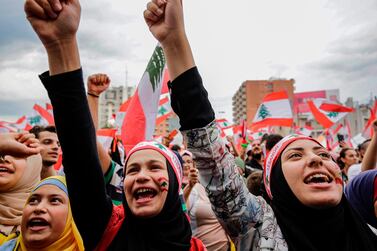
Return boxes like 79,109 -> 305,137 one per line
1,0 -> 377,121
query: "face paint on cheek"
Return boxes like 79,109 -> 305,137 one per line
335,173 -> 343,185
329,161 -> 343,185
158,177 -> 169,192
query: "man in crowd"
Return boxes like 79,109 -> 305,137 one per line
244,139 -> 264,177
30,125 -> 60,179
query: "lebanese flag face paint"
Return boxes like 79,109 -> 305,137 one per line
158,177 -> 169,192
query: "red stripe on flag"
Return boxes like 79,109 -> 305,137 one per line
156,111 -> 173,125
121,91 -> 146,152
307,100 -> 334,128
97,129 -> 117,137
263,91 -> 289,102
168,129 -> 178,139
251,118 -> 293,131
159,96 -> 169,106
119,98 -> 132,112
319,103 -> 354,113
46,103 -> 53,110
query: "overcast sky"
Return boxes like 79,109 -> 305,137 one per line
1,0 -> 377,122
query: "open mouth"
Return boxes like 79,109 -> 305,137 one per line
134,188 -> 157,200
304,173 -> 333,184
0,166 -> 12,173
27,218 -> 50,229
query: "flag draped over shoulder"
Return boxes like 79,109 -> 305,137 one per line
121,45 -> 166,152
251,91 -> 293,130
307,98 -> 354,129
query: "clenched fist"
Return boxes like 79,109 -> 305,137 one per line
87,74 -> 111,96
25,0 -> 81,48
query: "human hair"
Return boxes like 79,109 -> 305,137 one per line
265,134 -> 283,151
29,125 -> 57,139
246,171 -> 263,196
171,144 -> 181,152
358,139 -> 371,151
336,147 -> 353,169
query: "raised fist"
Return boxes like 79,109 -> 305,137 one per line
25,0 -> 81,47
144,0 -> 185,45
87,74 -> 111,96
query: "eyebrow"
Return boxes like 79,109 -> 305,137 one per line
127,159 -> 165,168
283,146 -> 326,155
284,147 -> 304,152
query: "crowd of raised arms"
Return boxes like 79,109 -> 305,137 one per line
0,0 -> 376,250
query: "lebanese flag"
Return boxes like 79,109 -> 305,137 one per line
307,99 -> 354,129
216,118 -> 231,129
115,98 -> 132,136
167,129 -> 182,147
251,91 -> 293,130
362,100 -> 377,138
121,45 -> 166,152
215,118 -> 232,138
156,96 -> 173,126
33,104 -> 54,125
97,128 -> 117,152
294,125 -> 313,137
0,116 -> 31,132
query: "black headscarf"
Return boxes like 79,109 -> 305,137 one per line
270,157 -> 377,251
109,161 -> 192,251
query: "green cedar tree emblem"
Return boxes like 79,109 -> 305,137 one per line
158,105 -> 167,116
327,112 -> 339,118
146,46 -> 165,92
257,104 -> 271,120
29,116 -> 41,125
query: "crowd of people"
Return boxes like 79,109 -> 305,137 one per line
0,0 -> 376,250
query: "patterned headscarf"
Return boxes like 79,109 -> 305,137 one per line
125,141 -> 184,191
265,135 -> 377,250
118,141 -> 191,251
264,134 -> 322,199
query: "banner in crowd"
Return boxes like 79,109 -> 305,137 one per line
251,91 -> 293,130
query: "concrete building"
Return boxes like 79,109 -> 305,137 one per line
232,78 -> 295,125
98,86 -> 135,128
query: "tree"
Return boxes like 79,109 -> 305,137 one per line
258,104 -> 271,120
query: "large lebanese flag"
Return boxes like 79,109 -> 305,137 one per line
121,45 -> 166,152
307,99 -> 354,128
251,91 -> 293,130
